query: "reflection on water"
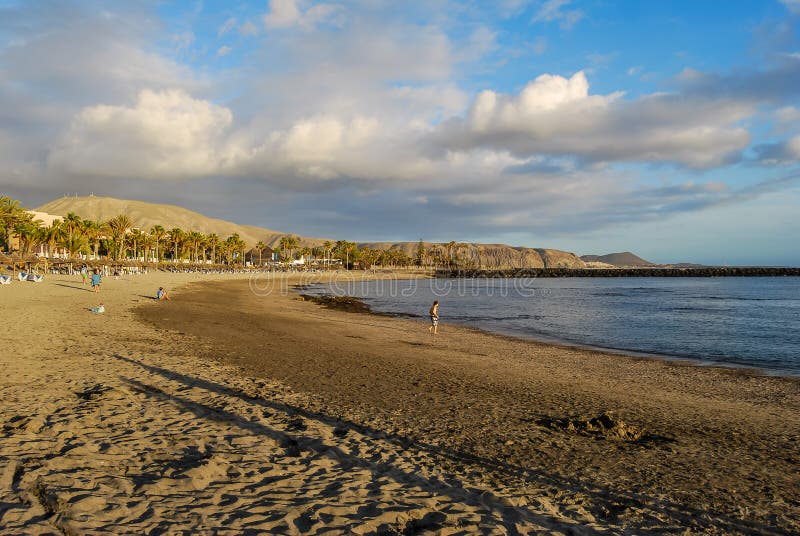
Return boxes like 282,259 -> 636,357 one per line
304,277 -> 800,376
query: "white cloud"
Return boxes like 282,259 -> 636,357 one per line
788,136 -> 800,157
48,90 -> 234,179
775,106 -> 800,127
263,0 -> 342,31
532,0 -> 584,29
433,71 -> 752,169
460,26 -> 497,61
217,46 -> 232,57
264,0 -> 300,28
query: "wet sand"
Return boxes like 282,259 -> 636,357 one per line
1,272 -> 798,534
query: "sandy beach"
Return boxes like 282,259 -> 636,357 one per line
1,272 -> 798,534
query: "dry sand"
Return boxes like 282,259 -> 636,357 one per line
1,272 -> 798,535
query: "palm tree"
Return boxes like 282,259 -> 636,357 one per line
187,231 -> 204,263
199,235 -> 210,264
150,225 -> 166,262
62,212 -> 83,258
140,232 -> 155,263
129,228 -> 145,261
297,246 -> 311,265
60,233 -> 88,260
168,228 -> 184,262
255,240 -> 265,266
359,247 -> 380,269
222,234 -> 240,265
13,220 -> 43,257
83,219 -> 105,260
336,240 -> 359,269
415,239 -> 426,267
107,214 -> 132,260
43,220 -> 65,260
322,240 -> 332,268
221,234 -> 245,265
277,235 -> 300,262
231,234 -> 246,265
278,236 -> 290,261
240,237 -> 248,265
206,234 -> 220,265
0,196 -> 28,252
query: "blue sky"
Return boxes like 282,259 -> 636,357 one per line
1,0 -> 799,265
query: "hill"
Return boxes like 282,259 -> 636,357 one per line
580,252 -> 654,267
35,196 -> 586,268
36,196 -> 324,249
359,242 -> 586,269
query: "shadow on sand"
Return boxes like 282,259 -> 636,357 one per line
110,354 -> 790,536
54,283 -> 94,293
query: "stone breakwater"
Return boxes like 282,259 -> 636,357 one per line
435,267 -> 800,278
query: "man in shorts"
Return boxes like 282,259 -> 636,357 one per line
428,300 -> 439,335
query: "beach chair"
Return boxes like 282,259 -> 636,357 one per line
27,274 -> 44,283
17,272 -> 27,281
0,275 -> 11,285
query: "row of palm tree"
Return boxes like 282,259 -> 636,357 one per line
1,197 -> 252,265
2,195 -> 475,269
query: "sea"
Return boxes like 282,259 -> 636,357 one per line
302,276 -> 800,377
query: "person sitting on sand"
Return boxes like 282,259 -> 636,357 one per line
91,269 -> 101,293
90,303 -> 105,313
157,287 -> 171,301
429,300 -> 439,335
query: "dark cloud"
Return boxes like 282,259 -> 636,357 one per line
676,59 -> 800,103
752,136 -> 800,165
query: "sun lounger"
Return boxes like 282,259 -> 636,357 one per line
27,274 -> 44,283
0,275 -> 11,285
18,272 -> 27,281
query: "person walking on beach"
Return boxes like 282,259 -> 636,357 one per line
91,269 -> 101,293
80,265 -> 88,285
429,300 -> 439,335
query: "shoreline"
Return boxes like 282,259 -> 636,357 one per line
297,283 -> 800,379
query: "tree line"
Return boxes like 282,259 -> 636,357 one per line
1,195 -> 473,269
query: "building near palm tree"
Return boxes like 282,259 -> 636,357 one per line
8,211 -> 64,255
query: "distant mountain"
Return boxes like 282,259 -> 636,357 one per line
360,242 -> 586,269
580,252 -> 654,267
36,196 -> 325,249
